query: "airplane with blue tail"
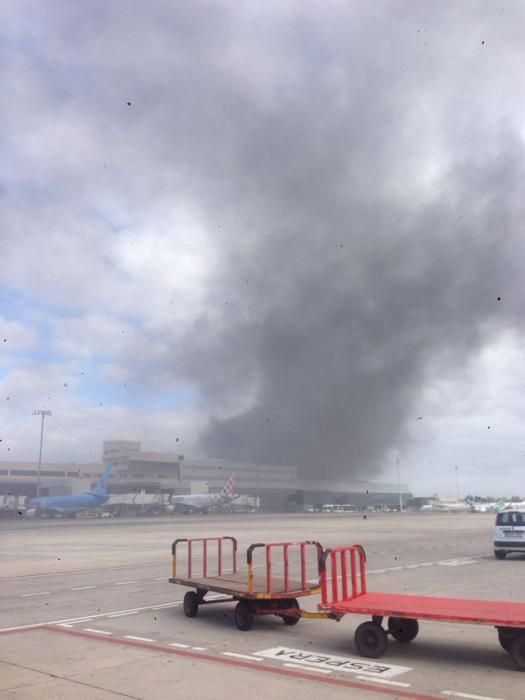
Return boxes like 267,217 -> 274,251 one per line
25,463 -> 112,518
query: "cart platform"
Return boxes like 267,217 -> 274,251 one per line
170,571 -> 315,598
324,591 -> 525,628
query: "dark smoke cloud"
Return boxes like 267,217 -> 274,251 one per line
185,142 -> 524,478
163,3 -> 525,478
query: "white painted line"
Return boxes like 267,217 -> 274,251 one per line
83,628 -> 112,635
114,580 -> 138,586
356,676 -> 411,688
442,692 -> 505,700
0,561 -> 164,581
222,652 -> 264,661
0,601 -> 182,634
107,611 -> 139,618
72,586 -> 96,591
64,617 -> 94,624
124,635 -> 155,643
170,642 -> 190,648
438,559 -> 477,567
21,592 -> 50,597
368,569 -> 386,574
419,562 -> 434,567
58,623 -> 74,628
153,577 -> 166,581
192,646 -> 206,651
284,663 -> 331,675
150,603 -> 183,610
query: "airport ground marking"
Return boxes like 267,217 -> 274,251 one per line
254,647 -> 412,679
114,580 -> 139,585
192,646 -> 206,651
170,642 -> 190,648
124,635 -> 155,643
0,560 -> 164,582
41,625 -> 443,700
442,692 -> 506,700
284,663 -> 331,674
222,652 -> 265,662
83,628 -> 112,635
20,591 -> 50,597
72,585 -> 96,590
0,600 -> 182,634
437,559 -> 477,567
357,676 -> 412,688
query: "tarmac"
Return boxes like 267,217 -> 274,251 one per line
1,512 -> 524,699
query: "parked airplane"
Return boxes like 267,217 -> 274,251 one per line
25,463 -> 112,518
472,498 -> 508,513
171,473 -> 237,513
421,498 -> 474,513
499,499 -> 525,511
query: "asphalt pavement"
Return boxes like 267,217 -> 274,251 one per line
1,512 -> 523,699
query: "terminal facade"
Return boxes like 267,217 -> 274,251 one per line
0,440 -> 412,511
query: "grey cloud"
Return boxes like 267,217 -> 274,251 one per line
2,2 -> 525,479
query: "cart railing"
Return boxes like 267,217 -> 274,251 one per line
246,540 -> 323,595
320,545 -> 367,606
171,536 -> 237,579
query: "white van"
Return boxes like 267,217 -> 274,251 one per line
493,509 -> 525,559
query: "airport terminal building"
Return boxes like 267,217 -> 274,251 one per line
0,440 -> 411,511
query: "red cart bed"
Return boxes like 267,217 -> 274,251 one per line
169,536 -> 322,630
327,591 -> 525,628
318,545 -> 525,670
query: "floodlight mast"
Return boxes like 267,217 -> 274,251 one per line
33,410 -> 52,498
396,458 -> 403,512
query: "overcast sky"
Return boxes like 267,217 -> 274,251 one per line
1,1 -> 525,497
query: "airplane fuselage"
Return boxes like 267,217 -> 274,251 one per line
26,492 -> 109,516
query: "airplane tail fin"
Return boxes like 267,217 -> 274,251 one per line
221,473 -> 236,500
93,463 -> 112,496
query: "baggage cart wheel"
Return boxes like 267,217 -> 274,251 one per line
494,550 -> 507,560
281,599 -> 300,626
497,627 -> 519,652
388,617 -> 419,643
183,591 -> 199,618
508,632 -> 525,671
234,601 -> 254,631
355,621 -> 388,658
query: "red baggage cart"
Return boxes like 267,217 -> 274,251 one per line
169,536 -> 323,630
318,545 -> 525,670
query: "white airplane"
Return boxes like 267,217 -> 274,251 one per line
499,500 -> 525,511
171,473 -> 237,513
472,498 -> 508,513
421,499 -> 474,513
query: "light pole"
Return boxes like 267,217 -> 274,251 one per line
396,458 -> 403,512
33,410 -> 52,498
455,465 -> 460,502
